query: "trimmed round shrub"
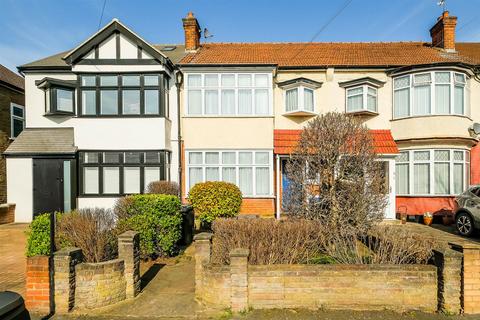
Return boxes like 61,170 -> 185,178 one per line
115,194 -> 182,257
25,213 -> 52,257
188,181 -> 242,223
146,181 -> 179,196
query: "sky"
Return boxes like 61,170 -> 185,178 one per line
1,0 -> 480,73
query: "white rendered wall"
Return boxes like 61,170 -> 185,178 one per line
25,73 -> 172,150
7,158 -> 33,222
77,197 -> 118,211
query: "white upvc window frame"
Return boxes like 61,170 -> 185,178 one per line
395,148 -> 470,196
393,70 -> 469,119
185,149 -> 274,198
283,85 -> 316,114
184,72 -> 273,117
345,84 -> 378,113
10,103 -> 25,139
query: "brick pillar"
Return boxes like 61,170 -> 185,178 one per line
230,248 -> 249,313
194,232 -> 212,300
25,255 -> 51,314
434,248 -> 462,314
118,231 -> 140,298
53,247 -> 82,313
462,245 -> 480,314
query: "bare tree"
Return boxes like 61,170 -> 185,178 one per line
284,112 -> 387,234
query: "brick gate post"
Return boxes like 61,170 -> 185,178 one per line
118,231 -> 141,298
230,248 -> 249,312
194,232 -> 212,300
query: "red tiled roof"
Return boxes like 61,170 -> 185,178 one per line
0,64 -> 24,91
180,42 -> 480,67
274,129 -> 398,155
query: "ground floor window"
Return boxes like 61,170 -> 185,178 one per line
186,149 -> 273,197
79,150 -> 170,196
395,149 -> 469,196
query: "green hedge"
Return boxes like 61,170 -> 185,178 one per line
188,181 -> 242,223
25,213 -> 51,257
117,194 -> 182,257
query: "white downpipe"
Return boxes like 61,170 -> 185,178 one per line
275,154 -> 281,220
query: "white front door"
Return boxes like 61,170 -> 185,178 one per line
380,158 -> 396,219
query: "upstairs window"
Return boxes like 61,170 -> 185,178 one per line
36,78 -> 76,116
185,73 -> 271,116
10,103 -> 25,139
393,71 -> 468,119
79,73 -> 166,117
346,85 -> 377,113
278,77 -> 322,116
285,87 -> 315,113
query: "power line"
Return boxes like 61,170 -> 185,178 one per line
457,14 -> 478,32
290,0 -> 354,62
98,0 -> 107,30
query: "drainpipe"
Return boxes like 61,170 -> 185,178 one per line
275,154 -> 281,220
175,70 -> 184,200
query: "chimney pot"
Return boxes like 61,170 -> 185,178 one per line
430,11 -> 457,52
183,12 -> 201,52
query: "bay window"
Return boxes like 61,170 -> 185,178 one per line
185,73 -> 272,116
393,71 -> 468,118
79,150 -> 170,196
37,78 -> 76,115
186,150 -> 273,197
346,85 -> 377,113
79,73 -> 167,117
285,87 -> 315,113
395,149 -> 469,196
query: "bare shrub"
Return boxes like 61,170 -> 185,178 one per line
113,196 -> 136,220
146,181 -> 179,196
211,218 -> 325,265
321,225 -> 434,264
56,208 -> 117,263
285,112 -> 387,234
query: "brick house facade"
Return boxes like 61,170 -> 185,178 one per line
0,65 -> 24,204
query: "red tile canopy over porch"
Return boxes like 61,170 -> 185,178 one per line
274,129 -> 399,155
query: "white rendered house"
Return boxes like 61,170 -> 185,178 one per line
5,19 -> 185,222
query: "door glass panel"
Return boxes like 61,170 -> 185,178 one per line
63,161 -> 71,212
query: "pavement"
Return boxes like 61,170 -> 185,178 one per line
0,223 -> 28,296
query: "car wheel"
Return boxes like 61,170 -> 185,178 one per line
456,212 -> 475,237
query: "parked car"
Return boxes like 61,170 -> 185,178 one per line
0,291 -> 28,319
454,185 -> 480,236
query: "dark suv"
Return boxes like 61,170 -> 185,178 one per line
454,186 -> 480,236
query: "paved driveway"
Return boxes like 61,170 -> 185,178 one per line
0,223 -> 28,295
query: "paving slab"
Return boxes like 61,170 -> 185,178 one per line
0,223 -> 28,295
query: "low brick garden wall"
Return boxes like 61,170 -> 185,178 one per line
75,259 -> 127,309
0,203 -> 15,224
194,232 -> 468,314
26,231 -> 141,314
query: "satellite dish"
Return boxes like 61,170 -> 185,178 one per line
470,123 -> 480,135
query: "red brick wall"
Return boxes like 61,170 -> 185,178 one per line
25,256 -> 50,314
396,196 -> 456,216
240,198 -> 275,217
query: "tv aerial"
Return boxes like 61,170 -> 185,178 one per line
437,0 -> 446,12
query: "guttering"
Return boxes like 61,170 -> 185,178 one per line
386,62 -> 475,76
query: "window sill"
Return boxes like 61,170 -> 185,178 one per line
283,110 -> 317,117
391,114 -> 472,122
182,115 -> 274,118
44,112 -> 75,117
76,115 -> 166,118
346,110 -> 378,116
396,194 -> 457,198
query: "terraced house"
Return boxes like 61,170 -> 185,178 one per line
6,11 -> 480,222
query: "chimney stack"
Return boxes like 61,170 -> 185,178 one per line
430,11 -> 457,52
183,12 -> 201,52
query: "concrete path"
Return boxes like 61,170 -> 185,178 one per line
0,223 -> 27,295
81,250 -> 200,319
